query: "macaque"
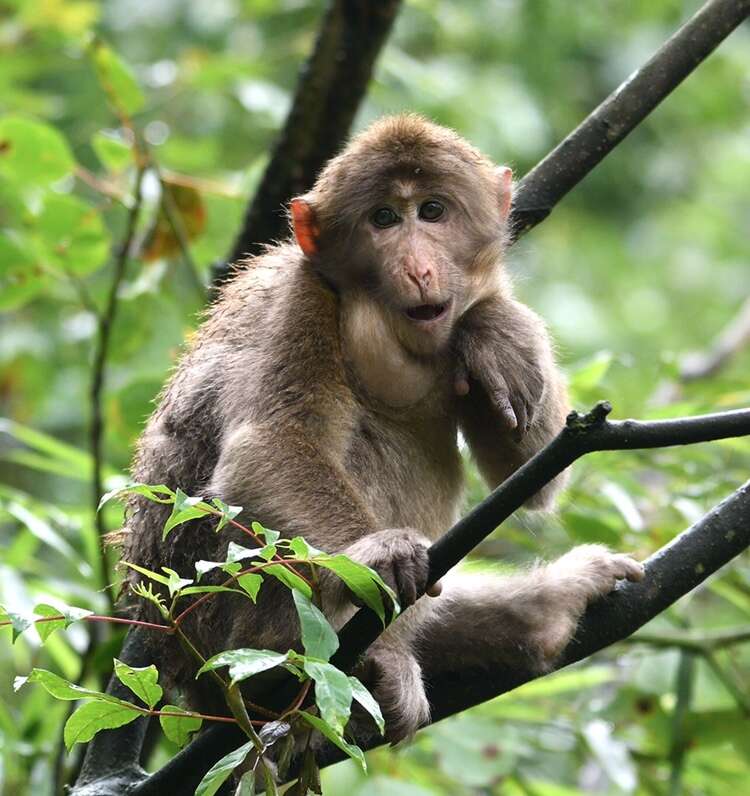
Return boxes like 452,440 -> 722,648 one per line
122,114 -> 643,742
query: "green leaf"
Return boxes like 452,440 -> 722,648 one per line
64,700 -> 141,749
292,591 -> 338,662
226,541 -> 261,564
349,676 -> 385,735
22,668 -> 130,705
36,193 -> 110,276
161,567 -> 194,597
0,606 -> 32,644
252,521 -> 280,545
123,561 -> 171,587
235,770 -> 256,796
264,564 -> 312,599
195,559 -> 242,579
98,483 -> 175,511
288,536 -> 323,559
303,661 -> 352,735
179,585 -> 244,597
197,649 -> 289,686
0,116 -> 75,184
113,659 -> 163,708
211,498 -> 242,531
298,711 -> 365,772
315,555 -> 391,623
33,603 -> 93,643
89,38 -> 145,116
163,488 -> 211,539
159,704 -> 203,748
0,231 -> 45,310
194,741 -> 253,796
92,130 -> 133,172
237,573 -> 263,602
0,419 -> 93,479
569,351 -> 613,396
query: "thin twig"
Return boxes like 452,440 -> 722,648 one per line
90,165 -> 146,608
680,294 -> 750,381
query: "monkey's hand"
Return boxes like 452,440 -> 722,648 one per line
335,528 -> 440,610
453,300 -> 547,439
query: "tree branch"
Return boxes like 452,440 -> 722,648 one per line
680,294 -> 750,381
211,0 -> 403,287
115,406 -> 750,794
508,0 -> 750,241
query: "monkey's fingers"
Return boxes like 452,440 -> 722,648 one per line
426,580 -> 442,597
483,372 -> 518,431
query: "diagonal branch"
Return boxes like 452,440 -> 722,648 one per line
509,0 -> 750,240
120,405 -> 750,794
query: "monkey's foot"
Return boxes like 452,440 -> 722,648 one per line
533,544 -> 645,661
357,644 -> 430,745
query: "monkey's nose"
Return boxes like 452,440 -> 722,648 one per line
406,266 -> 432,295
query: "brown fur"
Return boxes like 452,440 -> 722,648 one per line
121,115 -> 643,741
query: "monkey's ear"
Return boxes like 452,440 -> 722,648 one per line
290,198 -> 319,258
496,166 -> 513,220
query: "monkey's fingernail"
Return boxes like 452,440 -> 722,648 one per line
426,580 -> 442,597
454,379 -> 470,396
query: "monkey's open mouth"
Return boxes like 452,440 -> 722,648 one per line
405,302 -> 449,323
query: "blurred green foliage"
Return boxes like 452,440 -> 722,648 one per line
1,0 -> 749,793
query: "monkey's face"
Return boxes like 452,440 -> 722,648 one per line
290,116 -> 513,358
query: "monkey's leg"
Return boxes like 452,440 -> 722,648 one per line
413,545 -> 644,675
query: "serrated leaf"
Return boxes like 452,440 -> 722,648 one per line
0,116 -> 75,184
159,704 -> 203,747
64,700 -> 141,749
92,130 -> 133,172
349,676 -> 385,735
197,649 -> 289,686
292,591 -> 338,662
89,38 -> 145,116
163,488 -> 211,539
264,564 -> 312,598
237,573 -> 263,602
98,483 -> 175,511
33,603 -> 93,642
303,661 -> 352,735
114,659 -> 163,708
195,741 -> 253,796
298,712 -> 365,772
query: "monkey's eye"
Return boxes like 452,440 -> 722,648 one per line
418,200 -> 445,222
371,207 -> 400,228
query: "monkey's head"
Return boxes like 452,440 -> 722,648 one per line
290,114 -> 512,356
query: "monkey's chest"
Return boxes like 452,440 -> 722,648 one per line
346,413 -> 463,540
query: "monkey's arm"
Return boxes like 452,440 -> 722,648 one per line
455,296 -> 569,508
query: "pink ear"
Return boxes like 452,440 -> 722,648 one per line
497,166 -> 513,220
290,198 -> 319,257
